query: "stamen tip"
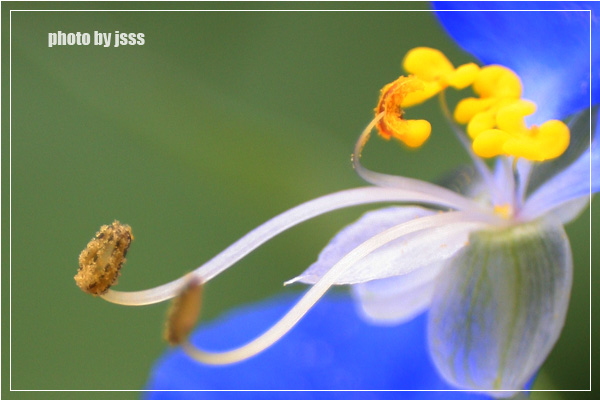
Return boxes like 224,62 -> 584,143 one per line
164,276 -> 204,346
75,220 -> 133,296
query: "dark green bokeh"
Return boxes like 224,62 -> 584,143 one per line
2,2 -> 595,398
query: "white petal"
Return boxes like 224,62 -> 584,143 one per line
351,259 -> 443,325
428,218 -> 573,396
287,206 -> 479,285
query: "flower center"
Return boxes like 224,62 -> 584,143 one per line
374,47 -> 570,163
493,203 -> 513,219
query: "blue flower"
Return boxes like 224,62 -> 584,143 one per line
79,4 -> 597,397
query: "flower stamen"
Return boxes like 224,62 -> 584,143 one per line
94,187 -> 483,306
375,76 -> 431,147
179,211 -> 493,365
164,277 -> 204,346
75,221 -> 133,295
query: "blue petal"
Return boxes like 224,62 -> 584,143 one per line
433,2 -> 598,122
145,295 -> 495,398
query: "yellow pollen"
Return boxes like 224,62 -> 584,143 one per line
75,221 -> 133,295
494,204 -> 513,219
375,75 -> 431,147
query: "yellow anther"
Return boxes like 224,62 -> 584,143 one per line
496,100 -> 537,134
75,221 -> 133,295
473,65 -> 522,99
473,118 -> 570,162
164,278 -> 204,346
402,47 -> 479,106
466,109 -> 498,139
454,97 -> 497,125
502,120 -> 570,161
454,66 -> 523,136
472,129 -> 513,158
466,98 -> 536,139
375,76 -> 431,148
494,204 -> 513,219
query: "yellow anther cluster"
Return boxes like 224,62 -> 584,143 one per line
453,65 -> 570,161
374,47 -> 569,161
454,66 -> 523,138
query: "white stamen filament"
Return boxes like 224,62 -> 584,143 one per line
181,211 -> 493,365
515,159 -> 533,210
437,92 -> 502,203
102,186 -> 485,306
503,156 -> 517,210
353,113 -> 488,209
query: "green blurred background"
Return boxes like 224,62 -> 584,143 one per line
2,2 -> 596,399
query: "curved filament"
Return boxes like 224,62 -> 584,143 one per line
181,211 -> 493,365
102,186 -> 485,306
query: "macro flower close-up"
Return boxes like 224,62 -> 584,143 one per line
65,3 -> 598,397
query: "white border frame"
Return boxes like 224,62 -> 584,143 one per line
5,6 -> 593,395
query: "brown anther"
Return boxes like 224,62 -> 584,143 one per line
75,221 -> 133,295
164,277 -> 204,346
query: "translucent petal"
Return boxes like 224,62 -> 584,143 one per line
434,4 -> 598,122
351,261 -> 442,325
287,207 -> 479,285
428,219 -> 573,396
548,196 -> 590,224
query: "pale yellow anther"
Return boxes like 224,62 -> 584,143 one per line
401,47 -> 479,106
494,204 -> 513,219
375,76 -> 432,147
